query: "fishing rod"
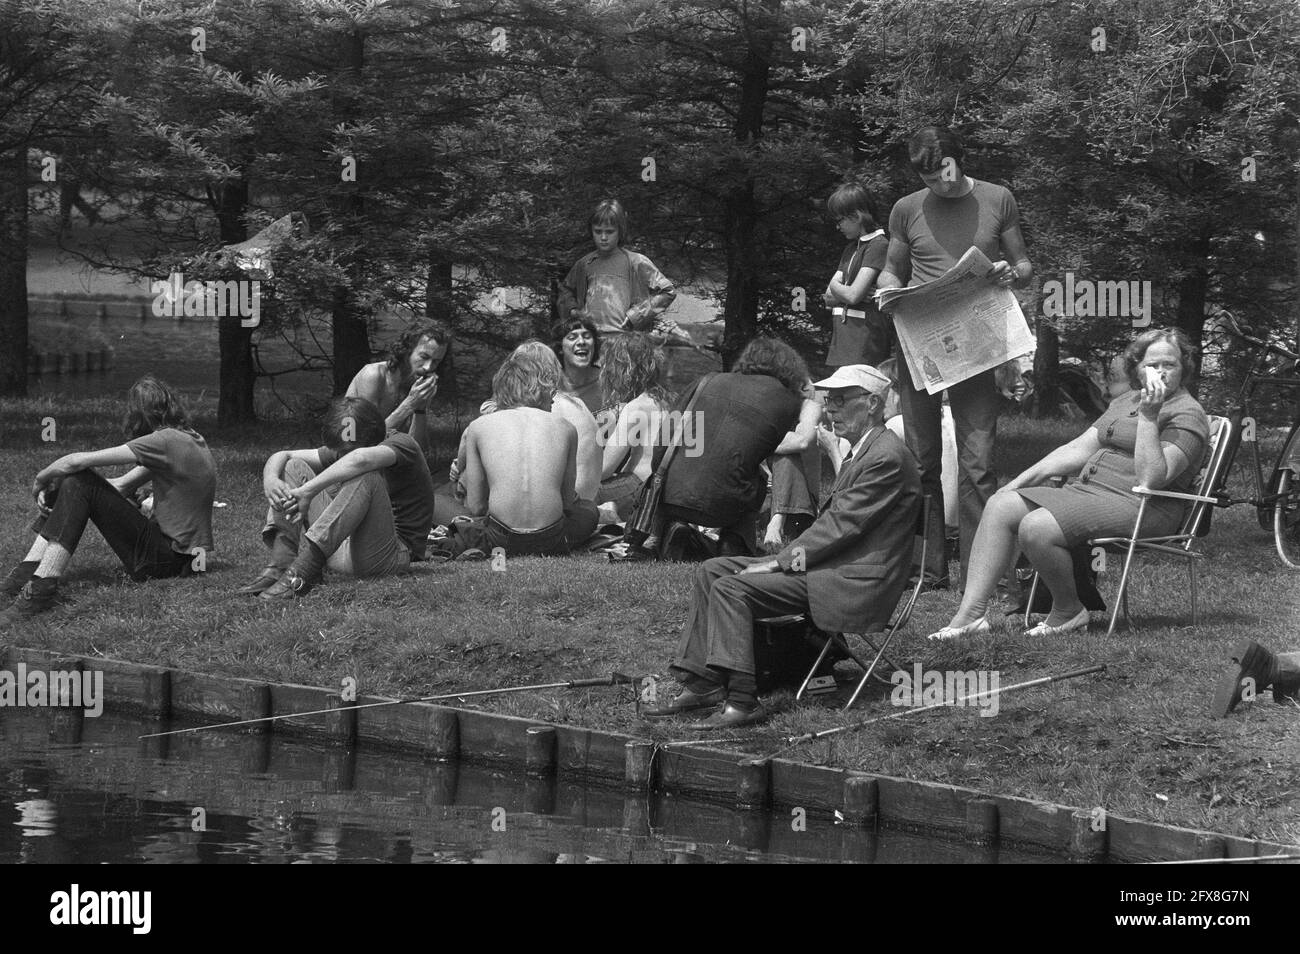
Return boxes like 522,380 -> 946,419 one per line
139,672 -> 641,740
1144,854 -> 1300,865
768,665 -> 1106,756
658,664 -> 1106,752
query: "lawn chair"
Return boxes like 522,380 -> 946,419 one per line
1023,415 -> 1234,637
761,495 -> 930,710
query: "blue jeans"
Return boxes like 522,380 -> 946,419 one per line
898,367 -> 1000,583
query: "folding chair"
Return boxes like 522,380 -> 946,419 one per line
1024,415 -> 1234,637
763,495 -> 930,710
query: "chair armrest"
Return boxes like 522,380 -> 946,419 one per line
1131,486 -> 1219,504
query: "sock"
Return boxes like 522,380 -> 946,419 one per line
34,543 -> 72,579
23,537 -> 48,563
723,670 -> 758,711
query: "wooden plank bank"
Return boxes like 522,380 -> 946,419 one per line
3,645 -> 1296,864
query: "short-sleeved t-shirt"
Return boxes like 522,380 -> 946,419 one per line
1087,389 -> 1210,495
563,248 -> 674,334
127,427 -> 217,554
318,432 -> 434,559
887,180 -> 1021,286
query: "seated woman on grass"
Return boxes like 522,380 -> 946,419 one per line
595,333 -> 674,520
1,375 -> 217,625
928,328 -> 1209,641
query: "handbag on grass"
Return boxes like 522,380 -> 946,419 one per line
625,372 -> 716,548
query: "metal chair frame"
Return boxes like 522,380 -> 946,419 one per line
1023,415 -> 1234,637
764,496 -> 931,710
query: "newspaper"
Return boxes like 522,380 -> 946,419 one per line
876,246 -> 1034,395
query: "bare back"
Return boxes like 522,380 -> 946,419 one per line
464,408 -> 577,529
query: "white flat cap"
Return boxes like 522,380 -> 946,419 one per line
812,364 -> 891,394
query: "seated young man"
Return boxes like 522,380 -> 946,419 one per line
345,318 -> 451,457
240,397 -> 435,599
1,375 -> 216,625
643,365 -> 921,730
436,350 -> 599,558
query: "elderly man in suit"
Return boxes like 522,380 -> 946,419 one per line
645,364 -> 922,729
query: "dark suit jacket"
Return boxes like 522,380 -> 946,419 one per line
775,426 -> 921,633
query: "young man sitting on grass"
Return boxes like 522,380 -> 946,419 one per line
434,349 -> 598,558
1,375 -> 216,625
240,396 -> 434,599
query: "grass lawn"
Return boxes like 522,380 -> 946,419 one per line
1,397 -> 1297,845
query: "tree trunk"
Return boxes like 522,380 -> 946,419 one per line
331,26 -> 372,394
426,252 -> 453,325
332,285 -> 370,394
720,35 -> 771,368
1030,319 -> 1060,418
212,177 -> 256,425
0,147 -> 28,397
1174,224 -> 1212,390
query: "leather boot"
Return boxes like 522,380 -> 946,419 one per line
0,561 -> 39,601
0,577 -> 60,627
237,530 -> 298,595
1211,640 -> 1284,717
259,540 -> 326,601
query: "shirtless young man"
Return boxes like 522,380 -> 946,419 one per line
440,350 -> 599,557
345,319 -> 451,456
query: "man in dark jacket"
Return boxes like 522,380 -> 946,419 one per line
646,364 -> 922,729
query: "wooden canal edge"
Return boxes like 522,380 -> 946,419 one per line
5,644 -> 1296,864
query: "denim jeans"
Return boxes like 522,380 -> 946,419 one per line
898,366 -> 1000,583
35,470 -> 192,581
265,459 -> 409,577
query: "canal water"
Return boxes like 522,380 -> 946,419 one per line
0,706 -> 1060,864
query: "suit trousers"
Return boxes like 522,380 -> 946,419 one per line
672,555 -> 810,680
898,367 -> 1000,583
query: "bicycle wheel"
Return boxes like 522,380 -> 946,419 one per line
1271,425 -> 1300,569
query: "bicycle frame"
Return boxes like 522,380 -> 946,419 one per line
1221,337 -> 1300,517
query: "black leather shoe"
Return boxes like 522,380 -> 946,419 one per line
640,685 -> 725,718
687,702 -> 768,731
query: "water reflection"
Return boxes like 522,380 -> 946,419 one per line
0,707 -> 1059,864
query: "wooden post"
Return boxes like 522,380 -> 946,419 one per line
243,684 -> 273,735
524,775 -> 556,815
49,658 -> 85,745
1195,833 -> 1227,860
428,708 -> 459,761
841,776 -> 879,827
736,759 -> 770,810
325,692 -> 358,746
964,798 -> 1000,845
525,725 -> 556,777
624,740 -> 657,792
1069,808 -> 1107,862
